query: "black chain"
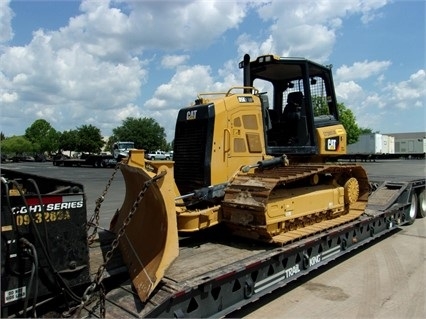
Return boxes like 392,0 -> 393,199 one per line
87,159 -> 126,244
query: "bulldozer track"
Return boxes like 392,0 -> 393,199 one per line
271,209 -> 364,244
229,163 -> 369,187
222,163 -> 370,245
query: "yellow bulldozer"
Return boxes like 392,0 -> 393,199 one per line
110,54 -> 370,303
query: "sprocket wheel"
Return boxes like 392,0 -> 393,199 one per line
344,177 -> 359,204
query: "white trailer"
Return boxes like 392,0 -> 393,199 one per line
347,133 -> 394,155
344,133 -> 424,161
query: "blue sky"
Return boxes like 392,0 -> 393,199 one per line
1,0 -> 425,142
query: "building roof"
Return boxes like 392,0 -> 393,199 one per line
384,132 -> 426,139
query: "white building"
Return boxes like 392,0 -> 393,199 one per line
385,132 -> 426,154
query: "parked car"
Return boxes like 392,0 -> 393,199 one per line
146,150 -> 171,160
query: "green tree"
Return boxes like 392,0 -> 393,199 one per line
112,117 -> 167,151
312,96 -> 329,116
312,96 -> 365,144
58,126 -> 104,154
338,104 -> 362,144
58,130 -> 79,156
25,119 -> 60,154
76,124 -> 105,153
360,127 -> 374,134
0,136 -> 34,156
0,132 -> 5,141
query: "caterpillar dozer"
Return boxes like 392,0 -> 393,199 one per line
110,54 -> 371,303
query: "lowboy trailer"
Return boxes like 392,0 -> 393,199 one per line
52,154 -> 115,168
87,175 -> 425,318
1,168 -> 425,318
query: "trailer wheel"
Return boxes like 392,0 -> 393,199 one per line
244,279 -> 254,298
407,192 -> 418,225
417,189 -> 426,218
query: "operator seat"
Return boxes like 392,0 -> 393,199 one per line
281,92 -> 304,144
282,92 -> 303,120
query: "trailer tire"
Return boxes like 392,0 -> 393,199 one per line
406,192 -> 418,225
417,189 -> 426,218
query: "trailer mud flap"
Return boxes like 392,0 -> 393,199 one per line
110,158 -> 178,302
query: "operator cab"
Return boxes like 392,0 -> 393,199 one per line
239,54 -> 341,157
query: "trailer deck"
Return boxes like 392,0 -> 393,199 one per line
84,176 -> 425,318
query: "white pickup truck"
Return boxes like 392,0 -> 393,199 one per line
146,150 -> 171,160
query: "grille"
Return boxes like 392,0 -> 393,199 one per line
174,118 -> 210,195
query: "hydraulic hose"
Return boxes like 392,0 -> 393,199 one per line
20,237 -> 38,318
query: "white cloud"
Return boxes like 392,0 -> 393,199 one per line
236,34 -> 267,58
336,69 -> 426,131
256,0 -> 389,24
0,0 -> 250,137
125,0 -> 247,50
277,24 -> 336,62
216,59 -> 241,90
0,0 -> 14,43
143,60 -> 246,141
335,81 -> 363,101
1,32 -> 145,107
359,0 -> 388,23
249,0 -> 390,62
145,64 -> 213,111
161,55 -> 190,69
336,60 -> 392,81
0,91 -> 18,103
385,69 -> 426,109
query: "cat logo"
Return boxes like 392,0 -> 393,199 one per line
186,110 -> 197,120
326,137 -> 339,151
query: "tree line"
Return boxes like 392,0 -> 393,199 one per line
1,101 -> 371,159
0,117 -> 171,158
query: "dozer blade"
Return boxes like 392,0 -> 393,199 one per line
110,152 -> 178,302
